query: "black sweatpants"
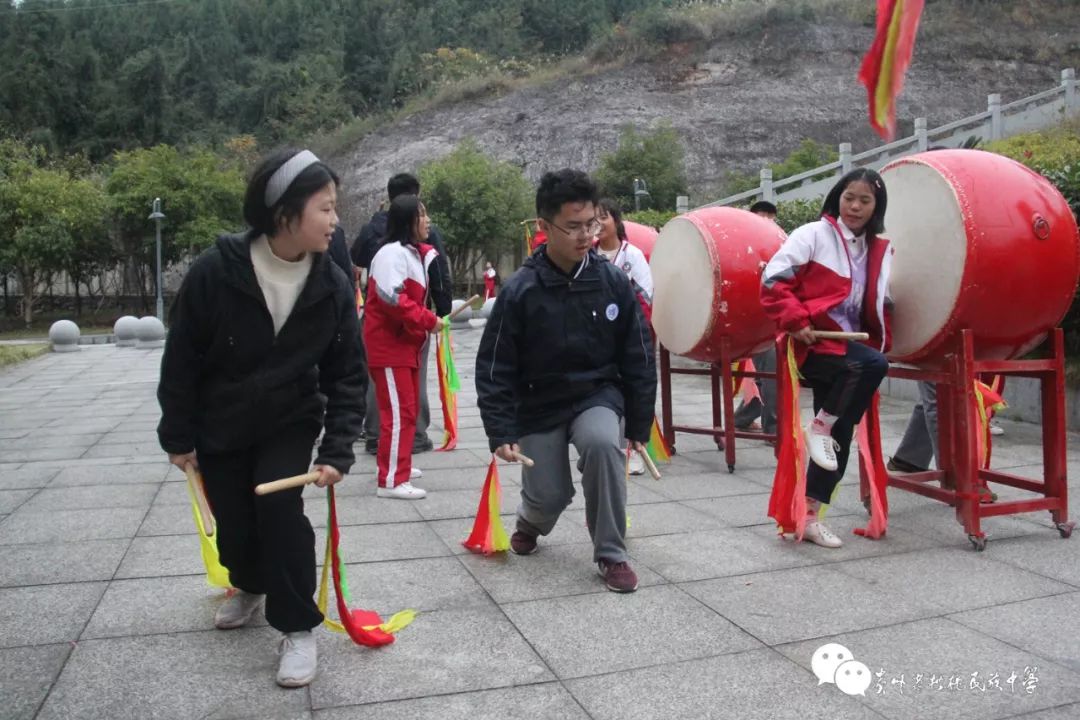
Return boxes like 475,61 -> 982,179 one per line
799,342 -> 889,504
198,422 -> 323,633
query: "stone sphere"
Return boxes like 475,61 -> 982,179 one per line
114,315 -> 139,347
49,320 -> 81,353
479,297 -> 496,319
135,316 -> 166,348
450,299 -> 473,323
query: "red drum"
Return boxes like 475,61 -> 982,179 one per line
650,207 -> 786,361
624,221 -> 659,261
882,149 -> 1080,363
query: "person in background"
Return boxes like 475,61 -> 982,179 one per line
352,173 -> 452,455
734,200 -> 780,438
761,169 -> 892,549
157,149 -> 365,687
483,261 -> 498,300
595,197 -> 654,476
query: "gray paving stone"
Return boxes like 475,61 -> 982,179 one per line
566,648 -> 880,720
36,628 -> 311,720
628,527 -> 817,582
0,539 -> 128,586
82,442 -> 165,459
949,592 -> 1080,674
19,482 -> 159,512
151,480 -> 190,505
333,522 -> 452,564
311,607 -> 553,708
831,547 -> 1074,614
0,445 -> 88,463
0,644 -> 72,720
777,618 -> 1080,720
0,507 -> 146,544
115,534 -> 207,579
2,432 -> 103,450
411,486 -> 520,521
0,465 -> 60,490
986,533 -> 1080,587
313,683 -> 589,720
459,541 -> 665,603
0,488 -> 35,514
621,500 -> 728,537
0,582 -> 107,646
325,557 -> 492,616
688,491 -> 856,527
49,462 -> 169,486
681,564 -> 942,646
136,503 -> 198,536
643,470 -> 774,501
304,493 -> 425,527
82,575 -> 246,639
1007,703 -> 1080,719
501,584 -> 762,679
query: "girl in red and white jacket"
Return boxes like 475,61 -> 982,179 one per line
364,194 -> 446,499
760,168 -> 893,548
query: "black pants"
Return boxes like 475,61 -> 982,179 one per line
198,422 -> 323,633
800,342 -> 888,504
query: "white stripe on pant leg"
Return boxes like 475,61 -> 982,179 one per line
385,367 -> 402,487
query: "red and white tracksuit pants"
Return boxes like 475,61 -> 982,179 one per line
370,366 -> 418,488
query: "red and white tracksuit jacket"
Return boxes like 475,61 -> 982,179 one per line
363,240 -> 439,487
761,216 -> 893,363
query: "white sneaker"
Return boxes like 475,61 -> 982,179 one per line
214,590 -> 264,629
804,420 -> 839,471
276,631 -> 317,687
628,452 -> 646,476
410,467 -> 423,479
376,481 -> 427,500
989,421 -> 1004,436
803,520 -> 843,548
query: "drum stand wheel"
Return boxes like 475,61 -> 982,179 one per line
1055,521 -> 1074,539
968,534 -> 988,552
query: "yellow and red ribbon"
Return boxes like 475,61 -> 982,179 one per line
645,415 -> 672,463
435,320 -> 460,451
462,459 -> 510,554
767,337 -> 809,540
858,0 -> 925,140
185,469 -> 231,589
854,393 -> 890,539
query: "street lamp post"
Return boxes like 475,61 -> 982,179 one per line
148,198 -> 165,321
633,178 -> 651,212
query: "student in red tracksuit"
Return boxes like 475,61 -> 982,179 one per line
363,194 -> 446,500
760,168 -> 893,548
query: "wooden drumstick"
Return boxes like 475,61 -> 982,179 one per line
185,465 -> 215,536
636,447 -> 662,481
254,471 -> 322,496
447,294 -> 482,321
812,331 -> 870,341
510,451 -> 535,467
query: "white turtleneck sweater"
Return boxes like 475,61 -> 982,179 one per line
250,235 -> 313,335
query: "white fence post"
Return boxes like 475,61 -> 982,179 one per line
676,195 -> 689,214
1064,68 -> 1077,112
760,168 -> 775,202
988,93 -> 1003,141
914,117 -> 928,151
839,143 -> 852,174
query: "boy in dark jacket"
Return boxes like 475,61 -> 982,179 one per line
353,173 -> 452,454
476,169 -> 656,593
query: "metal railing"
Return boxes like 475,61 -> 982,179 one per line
702,68 -> 1078,209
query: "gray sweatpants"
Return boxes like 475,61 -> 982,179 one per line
516,405 -> 628,564
894,381 -> 939,470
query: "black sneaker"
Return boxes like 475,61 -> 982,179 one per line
886,456 -> 925,474
412,435 -> 434,454
510,530 -> 538,555
365,439 -> 378,455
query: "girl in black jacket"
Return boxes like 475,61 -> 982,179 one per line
157,149 -> 366,688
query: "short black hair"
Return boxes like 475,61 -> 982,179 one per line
387,173 -> 420,201
243,148 -> 339,237
821,168 -> 888,237
536,169 -> 599,219
598,198 -> 627,241
384,194 -> 423,247
749,200 -> 778,215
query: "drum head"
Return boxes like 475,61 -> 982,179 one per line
650,216 -> 718,356
883,161 -> 969,359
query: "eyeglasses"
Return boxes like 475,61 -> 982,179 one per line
543,217 -> 602,238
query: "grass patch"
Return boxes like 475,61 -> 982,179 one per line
0,344 -> 49,368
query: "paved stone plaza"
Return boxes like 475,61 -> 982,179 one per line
1,327 -> 1079,720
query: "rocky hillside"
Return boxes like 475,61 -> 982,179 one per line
329,5 -> 1080,231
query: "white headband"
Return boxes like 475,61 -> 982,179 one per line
264,150 -> 321,207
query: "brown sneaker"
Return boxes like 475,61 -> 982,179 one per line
886,456 -> 926,474
598,559 -> 638,593
510,530 -> 538,555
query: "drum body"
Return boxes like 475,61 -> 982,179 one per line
624,221 -> 659,261
651,207 -> 786,361
882,149 -> 1080,363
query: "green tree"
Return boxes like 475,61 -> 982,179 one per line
105,145 -> 244,311
418,140 -> 533,287
596,122 -> 688,212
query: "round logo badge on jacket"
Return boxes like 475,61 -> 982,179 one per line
605,303 -> 619,321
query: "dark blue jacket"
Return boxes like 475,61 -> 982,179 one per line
475,246 -> 656,451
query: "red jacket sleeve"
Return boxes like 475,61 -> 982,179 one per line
760,224 -> 816,332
